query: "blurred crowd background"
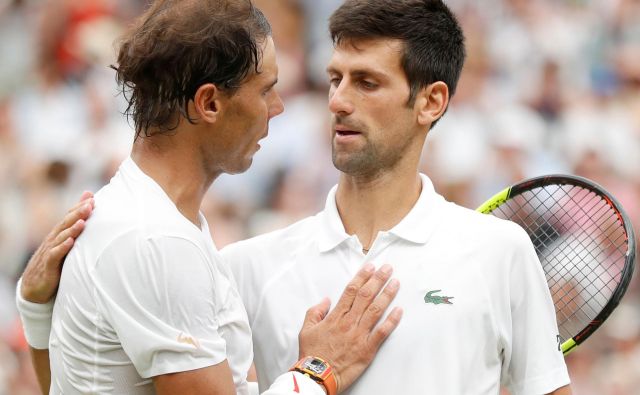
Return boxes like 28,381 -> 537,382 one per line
0,0 -> 638,394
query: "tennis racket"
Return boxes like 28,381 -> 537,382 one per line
476,175 -> 636,355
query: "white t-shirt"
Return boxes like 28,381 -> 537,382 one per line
223,174 -> 571,395
49,158 -> 253,394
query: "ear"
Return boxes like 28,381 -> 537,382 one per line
193,83 -> 222,124
414,81 -> 449,128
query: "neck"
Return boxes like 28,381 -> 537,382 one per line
335,167 -> 422,251
130,131 -> 219,226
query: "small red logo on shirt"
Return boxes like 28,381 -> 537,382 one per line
292,374 -> 300,393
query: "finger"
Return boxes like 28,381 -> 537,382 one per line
367,306 -> 403,349
77,191 -> 94,203
347,264 -> 393,318
53,201 -> 93,236
301,298 -> 331,330
358,278 -> 400,329
331,263 -> 375,316
53,219 -> 85,247
67,196 -> 95,214
47,237 -> 75,266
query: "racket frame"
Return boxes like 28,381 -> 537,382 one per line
476,174 -> 636,355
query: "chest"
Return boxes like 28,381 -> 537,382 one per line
254,242 -> 503,351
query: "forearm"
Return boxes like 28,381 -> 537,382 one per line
154,365 -> 325,395
548,384 -> 572,395
29,348 -> 52,395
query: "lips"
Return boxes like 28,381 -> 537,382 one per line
334,125 -> 362,137
336,130 -> 360,136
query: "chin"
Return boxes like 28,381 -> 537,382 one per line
332,152 -> 379,176
225,157 -> 254,175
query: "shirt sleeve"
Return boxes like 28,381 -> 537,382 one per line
221,241 -> 260,324
501,226 -> 571,395
93,232 -> 227,378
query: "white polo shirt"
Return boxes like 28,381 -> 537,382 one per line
49,158 -> 253,394
223,174 -> 570,395
47,157 -> 326,395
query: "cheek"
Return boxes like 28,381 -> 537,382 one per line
368,104 -> 401,131
372,107 -> 415,145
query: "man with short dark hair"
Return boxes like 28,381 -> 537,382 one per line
16,1 -> 401,394
223,1 -> 572,394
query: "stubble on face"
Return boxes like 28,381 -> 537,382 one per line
327,38 -> 419,180
331,115 -> 415,179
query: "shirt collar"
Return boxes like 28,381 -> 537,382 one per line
317,185 -> 351,252
387,174 -> 445,244
317,173 -> 446,252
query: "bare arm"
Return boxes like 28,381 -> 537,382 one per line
153,362 -> 236,395
547,385 -> 572,395
19,192 -> 94,394
29,348 -> 52,395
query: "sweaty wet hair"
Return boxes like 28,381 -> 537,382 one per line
329,0 -> 465,106
112,0 -> 271,138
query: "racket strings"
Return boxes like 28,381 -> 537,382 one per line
492,184 -> 629,342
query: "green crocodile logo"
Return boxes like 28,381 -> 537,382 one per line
424,290 -> 454,305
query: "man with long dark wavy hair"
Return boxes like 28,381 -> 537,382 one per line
15,1 -> 401,394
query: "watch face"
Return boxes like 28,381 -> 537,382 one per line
304,358 -> 327,375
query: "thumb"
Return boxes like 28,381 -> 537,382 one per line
302,298 -> 331,329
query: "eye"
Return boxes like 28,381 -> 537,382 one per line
359,80 -> 378,90
328,76 -> 342,87
262,86 -> 274,97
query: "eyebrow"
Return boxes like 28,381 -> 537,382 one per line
326,66 -> 387,81
265,78 -> 278,90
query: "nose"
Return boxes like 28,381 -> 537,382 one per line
328,81 -> 354,116
269,90 -> 285,119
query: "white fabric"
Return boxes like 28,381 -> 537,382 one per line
265,372 -> 325,395
224,174 -> 570,395
48,157 -> 253,394
15,277 -> 54,349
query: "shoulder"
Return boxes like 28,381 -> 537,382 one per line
92,229 -> 218,313
442,201 -> 531,248
221,214 -> 320,293
432,201 -> 536,276
221,214 -> 319,262
88,182 -> 207,252
101,225 -> 209,266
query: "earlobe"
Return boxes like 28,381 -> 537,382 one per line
194,83 -> 221,123
416,82 -> 449,127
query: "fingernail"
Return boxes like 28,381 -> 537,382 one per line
362,263 -> 374,273
387,278 -> 399,291
380,264 -> 392,274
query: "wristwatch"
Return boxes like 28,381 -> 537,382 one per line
290,356 -> 338,395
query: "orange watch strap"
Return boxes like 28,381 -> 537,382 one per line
290,356 -> 338,395
319,365 -> 337,395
